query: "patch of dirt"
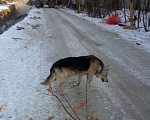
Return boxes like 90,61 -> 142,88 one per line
0,4 -> 29,34
0,13 -> 27,34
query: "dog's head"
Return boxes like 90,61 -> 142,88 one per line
96,65 -> 110,82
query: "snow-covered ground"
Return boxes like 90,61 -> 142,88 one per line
0,6 -> 150,120
63,8 -> 150,53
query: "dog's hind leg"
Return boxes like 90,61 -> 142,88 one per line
71,75 -> 82,88
57,79 -> 67,95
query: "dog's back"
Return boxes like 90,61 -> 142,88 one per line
52,55 -> 94,72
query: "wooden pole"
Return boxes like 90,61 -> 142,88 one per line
130,1 -> 134,27
78,0 -> 81,13
123,1 -> 136,29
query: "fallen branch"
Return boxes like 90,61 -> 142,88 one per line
0,115 -> 3,118
59,89 -> 81,120
50,91 -> 76,120
0,105 -> 4,118
88,116 -> 99,120
73,100 -> 86,113
0,105 -> 4,111
48,116 -> 55,120
40,87 -> 99,120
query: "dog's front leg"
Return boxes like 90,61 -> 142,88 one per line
71,75 -> 82,88
87,75 -> 95,92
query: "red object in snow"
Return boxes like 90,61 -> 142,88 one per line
100,13 -> 121,25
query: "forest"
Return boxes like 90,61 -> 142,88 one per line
58,0 -> 150,32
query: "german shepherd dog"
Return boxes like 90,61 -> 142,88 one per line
41,55 -> 109,92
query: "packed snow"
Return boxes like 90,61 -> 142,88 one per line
63,7 -> 150,53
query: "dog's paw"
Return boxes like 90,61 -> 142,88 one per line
71,83 -> 79,88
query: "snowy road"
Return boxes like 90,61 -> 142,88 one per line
0,7 -> 150,120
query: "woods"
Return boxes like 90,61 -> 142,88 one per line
61,0 -> 150,32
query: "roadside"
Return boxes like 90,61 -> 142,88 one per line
0,1 -> 31,34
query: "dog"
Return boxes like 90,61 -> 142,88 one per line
41,55 -> 109,92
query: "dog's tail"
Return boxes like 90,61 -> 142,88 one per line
41,69 -> 56,85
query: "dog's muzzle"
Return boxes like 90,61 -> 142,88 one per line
102,78 -> 108,82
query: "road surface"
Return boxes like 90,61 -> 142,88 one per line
0,7 -> 150,120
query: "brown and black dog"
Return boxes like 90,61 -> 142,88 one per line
41,55 -> 109,92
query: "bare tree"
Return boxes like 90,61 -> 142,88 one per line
142,0 -> 150,32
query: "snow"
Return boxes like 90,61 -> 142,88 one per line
0,8 -> 45,120
0,6 -> 150,120
62,8 -> 150,53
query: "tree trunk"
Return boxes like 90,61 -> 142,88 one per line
67,0 -> 71,8
77,0 -> 81,13
137,0 -> 141,28
142,0 -> 150,32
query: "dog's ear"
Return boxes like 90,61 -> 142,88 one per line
106,65 -> 110,71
